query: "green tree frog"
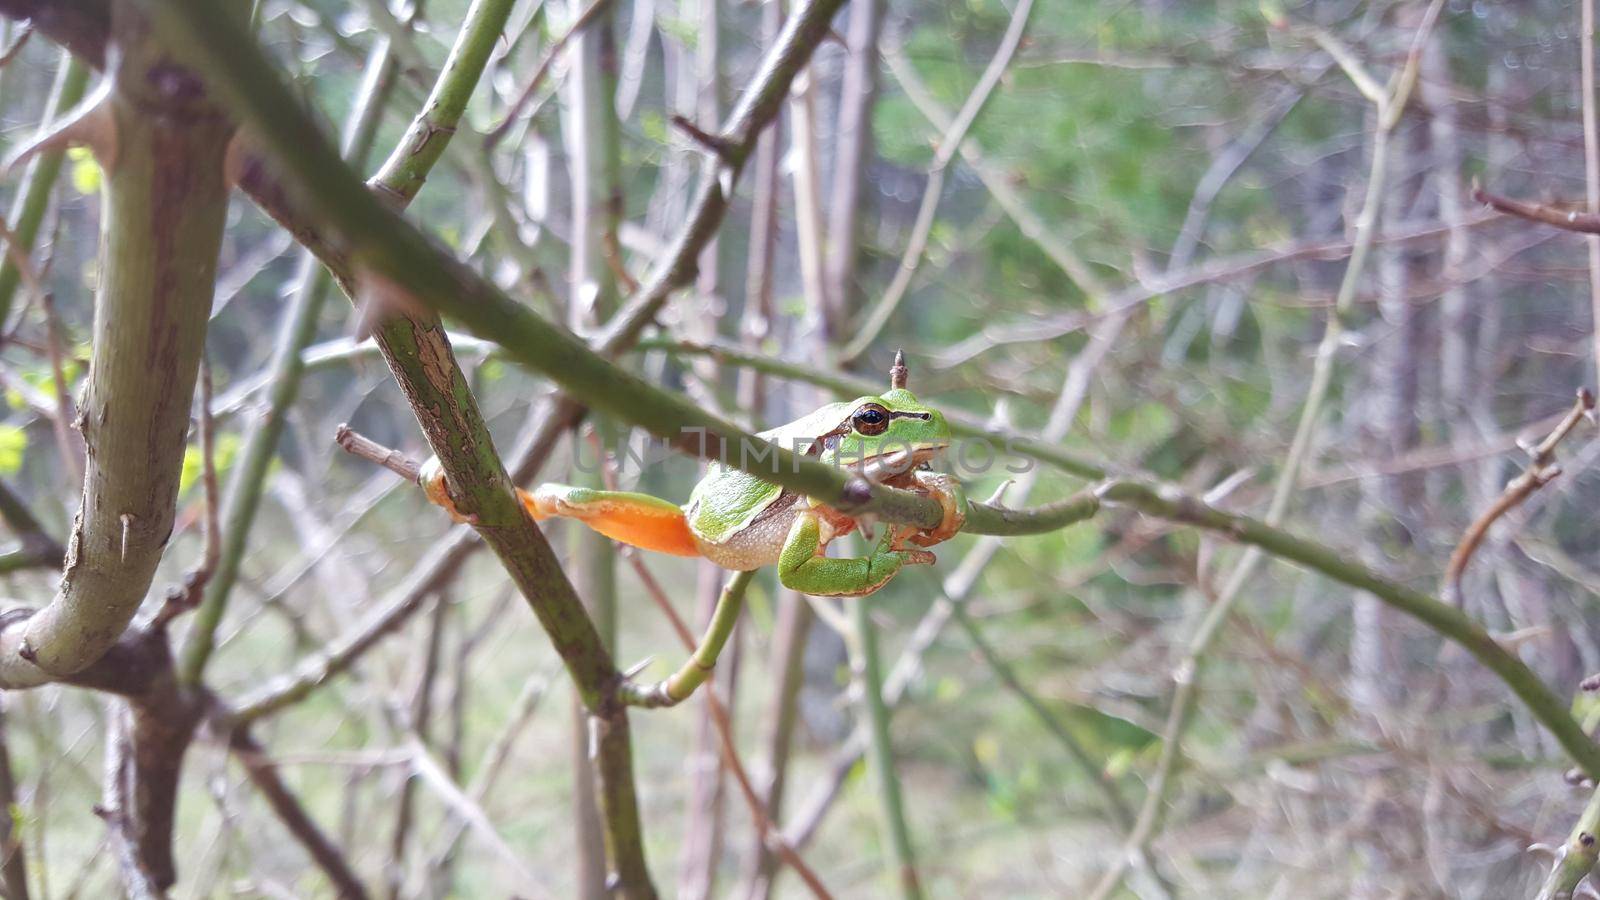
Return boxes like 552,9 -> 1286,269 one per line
420,387 -> 965,597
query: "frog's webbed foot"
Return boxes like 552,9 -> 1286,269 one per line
419,456 -> 479,524
895,470 -> 966,549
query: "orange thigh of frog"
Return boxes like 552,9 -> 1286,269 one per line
523,484 -> 701,557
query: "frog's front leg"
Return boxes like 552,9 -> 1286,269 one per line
778,509 -> 934,598
420,458 -> 700,557
900,470 -> 966,549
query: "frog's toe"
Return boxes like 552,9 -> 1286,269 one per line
901,549 -> 936,567
419,456 -> 474,523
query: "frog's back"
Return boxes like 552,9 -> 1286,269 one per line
685,464 -> 795,570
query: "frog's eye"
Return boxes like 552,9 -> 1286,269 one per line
851,403 -> 891,436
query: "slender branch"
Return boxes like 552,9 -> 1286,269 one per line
851,597 -> 922,899
622,552 -> 834,899
483,0 -> 614,150
617,571 -> 754,708
367,0 -> 507,205
840,0 -> 1035,362
1443,389 -> 1594,605
0,51 -> 89,330
1095,477 -> 1600,778
1473,186 -> 1600,234
333,425 -> 423,484
227,724 -> 371,899
230,528 -> 479,722
130,0 -> 946,528
1087,6 -> 1445,894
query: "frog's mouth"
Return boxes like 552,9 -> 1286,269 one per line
851,441 -> 948,483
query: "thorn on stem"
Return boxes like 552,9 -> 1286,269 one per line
890,349 -> 908,390
669,114 -> 738,162
119,513 -> 134,562
984,478 -> 1014,507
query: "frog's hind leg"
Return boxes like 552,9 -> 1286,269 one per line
777,510 -> 933,598
524,484 -> 701,557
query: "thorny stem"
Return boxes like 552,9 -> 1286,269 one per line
143,0 -> 949,525
0,1 -> 236,686
1536,786 -> 1600,900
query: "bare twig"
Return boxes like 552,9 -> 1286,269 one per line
152,357 -> 223,629
1473,185 -> 1600,234
334,424 -> 423,483
227,724 -> 372,899
0,25 -> 30,67
840,0 -> 1036,361
484,0 -> 615,150
669,113 -> 739,162
1443,389 -> 1595,605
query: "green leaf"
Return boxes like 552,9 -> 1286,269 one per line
0,426 -> 25,475
179,432 -> 243,495
68,146 -> 101,195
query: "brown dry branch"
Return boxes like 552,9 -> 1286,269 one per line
225,723 -> 371,899
1442,388 -> 1595,606
334,424 -> 423,484
1474,185 -> 1600,235
152,358 -> 222,629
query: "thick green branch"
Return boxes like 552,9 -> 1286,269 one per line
0,5 -> 234,686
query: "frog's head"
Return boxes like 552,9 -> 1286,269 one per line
815,388 -> 950,478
